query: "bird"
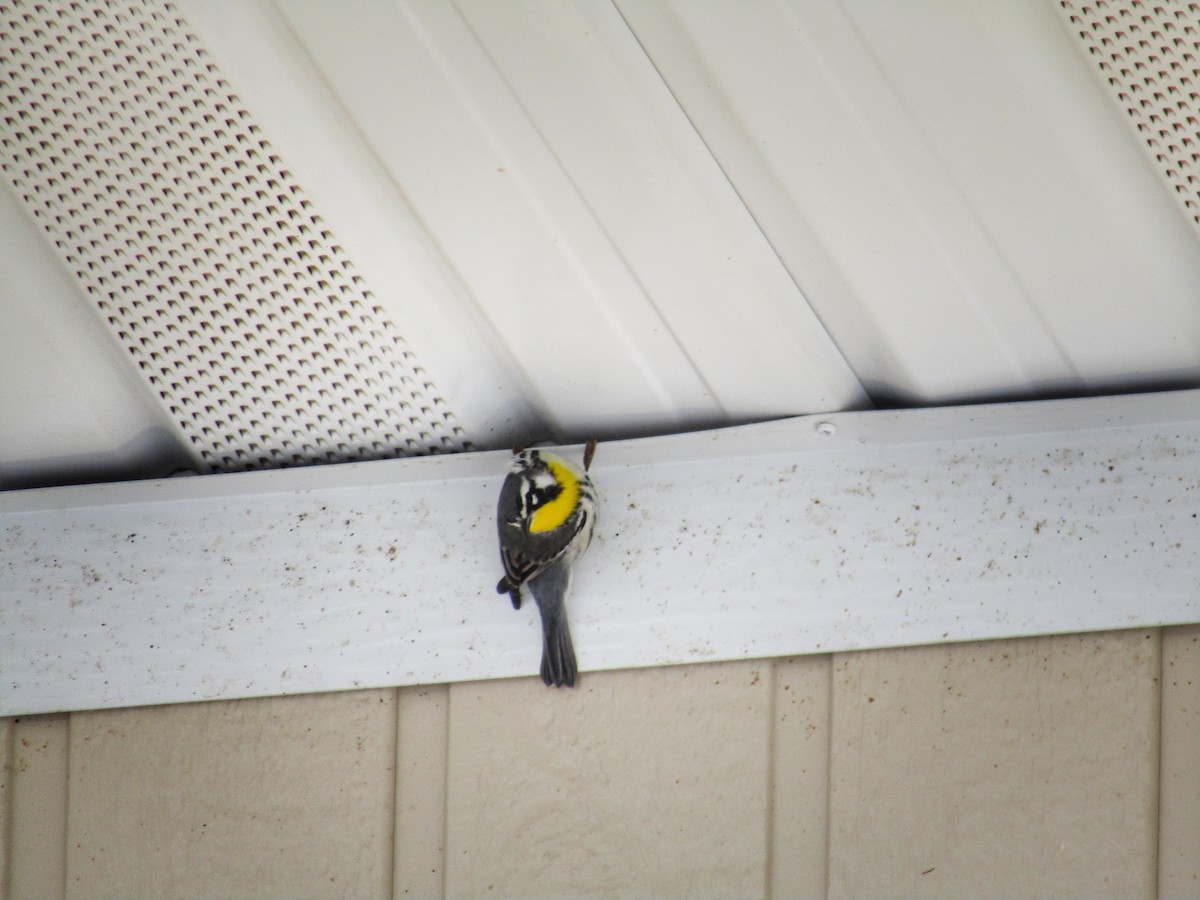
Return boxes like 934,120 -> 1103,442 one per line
495,443 -> 597,687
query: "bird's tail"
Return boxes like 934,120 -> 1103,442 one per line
528,563 -> 577,688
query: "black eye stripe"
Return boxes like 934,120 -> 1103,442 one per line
521,478 -> 561,516
525,484 -> 560,510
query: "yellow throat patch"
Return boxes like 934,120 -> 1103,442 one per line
529,457 -> 581,534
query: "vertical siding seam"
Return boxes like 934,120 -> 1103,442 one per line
824,654 -> 838,899
61,713 -> 72,900
1158,624 -> 1200,894
1151,627 -> 1163,900
385,687 -> 400,900
1,719 -> 13,900
438,688 -> 451,900
763,659 -> 778,900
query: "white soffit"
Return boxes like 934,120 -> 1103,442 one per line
2,390 -> 1196,715
0,184 -> 193,488
1058,0 -> 1200,237
616,0 -> 1200,403
178,0 -> 869,436
0,0 -> 478,476
2,0 -> 1199,489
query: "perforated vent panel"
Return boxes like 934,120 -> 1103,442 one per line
0,0 -> 467,472
1059,0 -> 1200,233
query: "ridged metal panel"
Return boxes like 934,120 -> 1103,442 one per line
1,0 -> 1198,487
616,0 -> 1200,405
1058,0 -> 1200,235
0,0 -> 467,472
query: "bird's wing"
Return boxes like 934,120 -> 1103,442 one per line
498,521 -> 575,591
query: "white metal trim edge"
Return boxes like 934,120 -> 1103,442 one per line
2,390 -> 1197,715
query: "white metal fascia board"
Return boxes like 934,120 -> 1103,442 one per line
2,390 -> 1196,716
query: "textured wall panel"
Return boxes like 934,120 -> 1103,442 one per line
5,715 -> 69,900
65,691 -> 396,899
444,663 -> 772,898
828,632 -> 1160,897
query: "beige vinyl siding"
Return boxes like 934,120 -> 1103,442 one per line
4,715 -> 69,899
1160,626 -> 1200,897
2,626 -> 1196,899
828,632 -> 1160,896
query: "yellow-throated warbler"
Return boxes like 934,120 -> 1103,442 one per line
495,444 -> 597,687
